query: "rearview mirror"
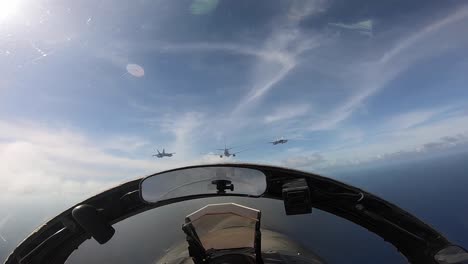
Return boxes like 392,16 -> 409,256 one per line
140,166 -> 267,203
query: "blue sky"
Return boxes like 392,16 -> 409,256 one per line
1,0 -> 468,200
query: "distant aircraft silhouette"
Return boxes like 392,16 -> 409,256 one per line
215,143 -> 248,158
153,148 -> 175,158
270,137 -> 288,145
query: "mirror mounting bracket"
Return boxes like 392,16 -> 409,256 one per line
72,204 -> 115,244
211,179 -> 234,194
282,178 -> 312,215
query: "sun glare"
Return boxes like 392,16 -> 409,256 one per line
0,0 -> 20,22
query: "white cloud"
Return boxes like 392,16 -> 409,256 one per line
393,114 -> 468,146
0,120 -> 176,199
320,112 -> 468,167
159,112 -> 205,160
87,4 -> 468,173
421,134 -> 468,150
0,117 -> 241,244
281,153 -> 325,168
264,104 -> 310,123
0,116 -> 245,201
286,147 -> 303,153
101,136 -> 151,153
361,133 -> 468,165
339,128 -> 365,143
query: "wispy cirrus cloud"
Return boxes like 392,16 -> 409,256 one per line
126,4 -> 468,165
352,133 -> 468,167
101,136 -> 151,154
159,111 -> 206,160
233,1 -> 325,113
318,111 -> 468,168
264,103 -> 310,123
128,35 -> 316,116
190,0 -> 219,15
329,20 -> 373,36
383,106 -> 457,131
0,214 -> 11,242
306,5 -> 468,132
99,1 -> 322,127
46,1 -> 468,175
156,42 -> 294,65
380,6 -> 468,64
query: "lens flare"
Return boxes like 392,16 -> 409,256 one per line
126,64 -> 145,77
0,0 -> 20,22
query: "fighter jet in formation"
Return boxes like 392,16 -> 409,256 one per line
270,137 -> 288,145
154,136 -> 289,161
153,149 -> 175,158
215,144 -> 248,158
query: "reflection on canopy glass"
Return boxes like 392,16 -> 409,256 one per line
141,167 -> 267,203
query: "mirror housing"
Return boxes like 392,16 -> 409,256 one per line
282,178 -> 312,215
140,166 -> 267,203
72,204 -> 115,244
